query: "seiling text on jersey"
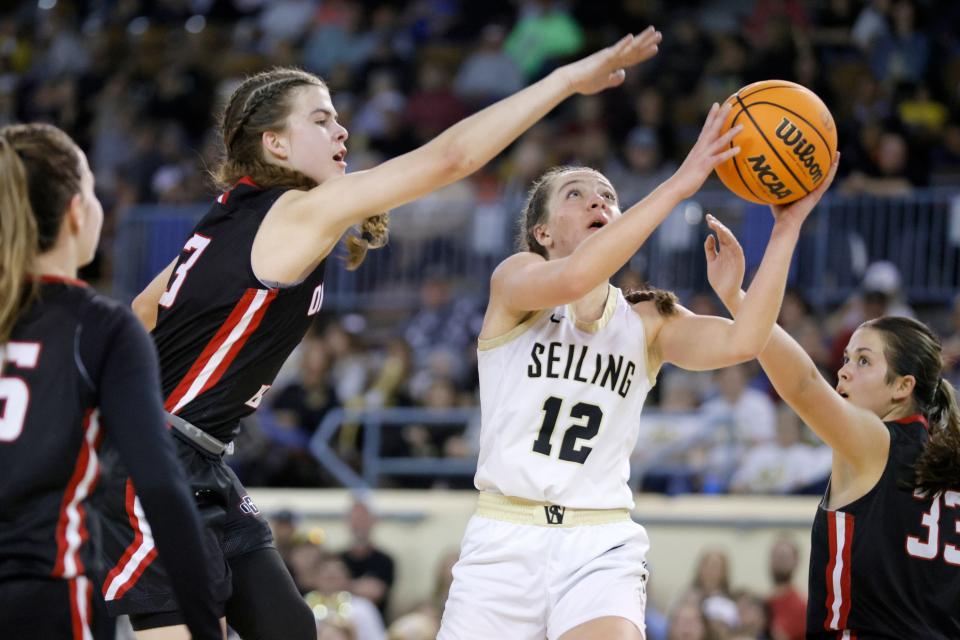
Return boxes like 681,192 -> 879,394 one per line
527,340 -> 637,398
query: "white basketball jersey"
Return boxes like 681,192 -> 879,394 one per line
475,285 -> 652,509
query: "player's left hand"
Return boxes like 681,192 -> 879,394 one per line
704,213 -> 745,306
770,152 -> 840,228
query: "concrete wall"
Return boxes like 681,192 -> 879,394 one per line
249,489 -> 820,618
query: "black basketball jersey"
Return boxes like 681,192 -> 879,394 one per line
152,177 -> 326,442
0,276 -> 225,639
807,416 -> 960,639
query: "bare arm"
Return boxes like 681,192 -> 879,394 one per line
283,30 -> 663,245
131,258 -> 176,332
489,102 -> 742,314
713,268 -> 889,472
656,155 -> 840,372
706,164 -> 890,472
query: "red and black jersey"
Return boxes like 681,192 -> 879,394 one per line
0,278 -> 221,639
153,178 -> 327,441
807,416 -> 960,639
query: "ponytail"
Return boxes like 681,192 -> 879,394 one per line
0,123 -> 84,344
915,377 -> 960,495
0,135 -> 38,344
625,287 -> 680,316
344,212 -> 390,271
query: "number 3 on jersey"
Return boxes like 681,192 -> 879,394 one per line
532,396 -> 603,464
159,233 -> 211,308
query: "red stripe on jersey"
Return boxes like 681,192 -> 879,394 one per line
164,288 -> 277,415
102,480 -> 157,601
217,176 -> 258,205
53,410 -> 103,578
893,414 -> 928,431
824,511 -> 854,631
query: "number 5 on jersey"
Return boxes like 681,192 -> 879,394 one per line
0,343 -> 41,442
159,234 -> 211,308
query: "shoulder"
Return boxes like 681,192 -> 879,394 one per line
629,300 -> 692,342
491,251 -> 546,281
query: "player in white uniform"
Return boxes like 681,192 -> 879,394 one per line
438,103 -> 840,640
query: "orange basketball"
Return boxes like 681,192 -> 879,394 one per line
715,80 -> 837,205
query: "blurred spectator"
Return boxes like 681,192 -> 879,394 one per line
339,499 -> 396,618
503,0 -> 584,80
386,610 -> 440,640
667,595 -> 709,640
733,589 -> 770,640
728,406 -> 831,494
270,509 -> 302,569
766,536 -> 806,640
305,552 -> 386,640
699,363 -> 777,489
690,548 -> 732,600
453,24 -> 524,107
703,594 -> 740,639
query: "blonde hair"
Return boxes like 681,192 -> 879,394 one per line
215,67 -> 388,270
0,124 -> 82,343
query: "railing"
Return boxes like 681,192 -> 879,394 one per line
307,407 -> 480,489
298,406 -> 745,491
114,187 -> 960,310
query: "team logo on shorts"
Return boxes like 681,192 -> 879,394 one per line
543,505 -> 566,525
239,495 -> 260,515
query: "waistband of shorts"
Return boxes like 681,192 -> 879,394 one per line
166,412 -> 234,456
475,492 -> 631,527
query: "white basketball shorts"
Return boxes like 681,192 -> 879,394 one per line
438,495 -> 650,640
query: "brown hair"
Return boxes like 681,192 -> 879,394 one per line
624,288 -> 679,316
215,67 -> 387,270
0,123 -> 82,343
516,166 -> 679,316
863,316 -> 960,495
516,165 -> 606,259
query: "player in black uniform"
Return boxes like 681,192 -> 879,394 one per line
0,124 -> 222,640
707,218 -> 960,638
98,28 -> 664,639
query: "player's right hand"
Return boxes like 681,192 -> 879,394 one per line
669,102 -> 742,199
560,27 -> 662,96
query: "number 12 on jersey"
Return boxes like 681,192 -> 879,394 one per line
532,396 -> 603,464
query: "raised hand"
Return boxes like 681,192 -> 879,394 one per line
770,153 -> 840,229
670,102 -> 743,199
704,213 -> 746,306
560,27 -> 662,96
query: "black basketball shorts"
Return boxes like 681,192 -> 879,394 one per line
97,433 -> 272,618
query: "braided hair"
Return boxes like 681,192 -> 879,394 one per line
215,68 -> 388,270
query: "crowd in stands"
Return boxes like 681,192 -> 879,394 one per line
264,497 -> 811,640
7,0 -> 959,492
11,2 -> 960,638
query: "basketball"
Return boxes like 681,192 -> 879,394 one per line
715,80 -> 837,205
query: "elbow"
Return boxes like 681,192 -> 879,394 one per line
131,294 -> 156,328
726,330 -> 771,364
558,263 -> 597,302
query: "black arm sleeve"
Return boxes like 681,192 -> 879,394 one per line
86,307 -> 222,640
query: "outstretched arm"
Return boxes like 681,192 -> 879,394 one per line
288,29 -> 663,242
656,155 -> 840,371
490,102 -> 742,313
707,207 -> 890,472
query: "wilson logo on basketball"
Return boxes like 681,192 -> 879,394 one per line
775,117 -> 825,183
747,154 -> 793,200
